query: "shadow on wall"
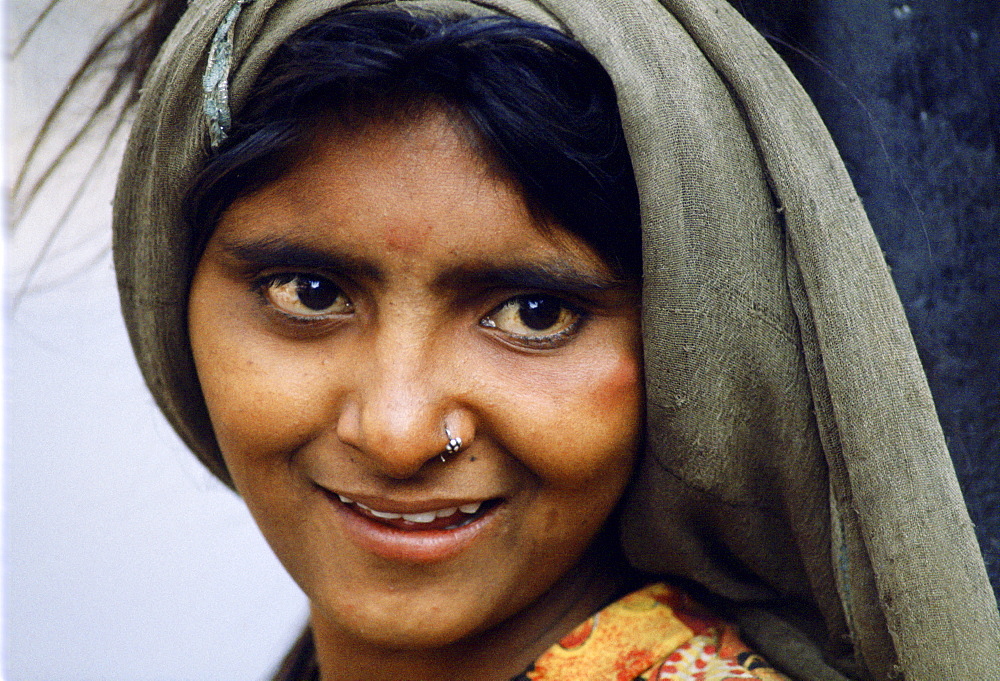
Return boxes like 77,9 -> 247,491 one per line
731,0 -> 1000,601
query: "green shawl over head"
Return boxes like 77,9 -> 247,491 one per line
112,0 -> 1000,678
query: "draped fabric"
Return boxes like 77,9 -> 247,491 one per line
111,0 -> 1000,678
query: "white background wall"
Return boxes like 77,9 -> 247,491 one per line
5,2 -> 308,679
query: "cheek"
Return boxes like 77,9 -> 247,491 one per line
589,352 -> 645,418
498,342 -> 644,490
188,276 -> 331,481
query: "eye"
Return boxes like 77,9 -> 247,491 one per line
262,273 -> 353,318
481,295 -> 583,345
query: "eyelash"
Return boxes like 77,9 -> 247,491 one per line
480,294 -> 587,349
253,272 -> 589,347
254,272 -> 354,322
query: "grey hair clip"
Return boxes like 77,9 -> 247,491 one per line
203,0 -> 254,150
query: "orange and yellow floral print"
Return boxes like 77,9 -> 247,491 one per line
515,584 -> 790,681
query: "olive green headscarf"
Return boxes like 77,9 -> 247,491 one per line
112,0 -> 1000,678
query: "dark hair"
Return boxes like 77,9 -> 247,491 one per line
186,9 -> 641,279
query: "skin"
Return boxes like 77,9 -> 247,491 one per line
188,111 -> 644,681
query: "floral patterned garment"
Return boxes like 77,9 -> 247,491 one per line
512,583 -> 791,681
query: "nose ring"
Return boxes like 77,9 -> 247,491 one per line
441,426 -> 464,462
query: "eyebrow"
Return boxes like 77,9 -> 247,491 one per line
433,263 -> 626,296
218,236 -> 628,295
219,237 -> 383,282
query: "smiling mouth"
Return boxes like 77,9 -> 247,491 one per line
333,494 -> 502,531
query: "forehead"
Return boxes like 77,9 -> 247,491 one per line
212,112 -> 610,277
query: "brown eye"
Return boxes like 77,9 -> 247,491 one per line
264,274 -> 353,317
481,295 -> 582,342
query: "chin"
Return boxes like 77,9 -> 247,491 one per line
312,592 -> 514,651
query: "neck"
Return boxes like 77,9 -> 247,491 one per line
312,541 -> 636,681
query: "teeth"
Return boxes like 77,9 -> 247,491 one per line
356,502 -> 402,520
401,511 -> 438,523
337,495 -> 487,522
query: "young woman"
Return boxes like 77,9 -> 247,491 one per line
105,0 -> 1000,678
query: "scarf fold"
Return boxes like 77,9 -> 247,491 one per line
112,0 -> 1000,678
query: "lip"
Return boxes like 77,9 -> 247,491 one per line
324,489 -> 504,563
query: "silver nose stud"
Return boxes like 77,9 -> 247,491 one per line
441,426 -> 464,462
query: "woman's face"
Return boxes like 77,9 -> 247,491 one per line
188,112 -> 643,655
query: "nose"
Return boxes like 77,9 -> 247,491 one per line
335,333 -> 465,479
